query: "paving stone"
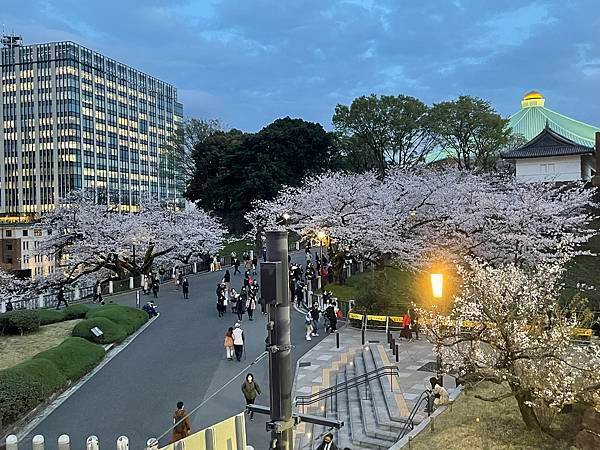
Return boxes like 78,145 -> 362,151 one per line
317,354 -> 334,361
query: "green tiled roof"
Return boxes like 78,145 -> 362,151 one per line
509,100 -> 600,147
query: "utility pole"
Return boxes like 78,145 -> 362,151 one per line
265,231 -> 293,450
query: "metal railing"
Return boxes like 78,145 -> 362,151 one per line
396,390 -> 432,440
295,365 -> 401,410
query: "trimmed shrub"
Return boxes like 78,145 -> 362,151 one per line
0,310 -> 41,335
0,358 -> 67,426
72,317 -> 127,344
86,304 -> 148,334
62,304 -> 91,320
37,309 -> 66,325
33,337 -> 105,381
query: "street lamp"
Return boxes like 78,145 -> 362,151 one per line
282,213 -> 290,221
431,273 -> 443,299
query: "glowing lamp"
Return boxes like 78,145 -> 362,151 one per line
431,273 -> 443,299
282,213 -> 290,221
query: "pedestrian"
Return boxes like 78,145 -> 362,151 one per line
429,377 -> 449,408
152,279 -> 159,298
305,312 -> 313,341
5,299 -> 14,312
224,327 -> 235,360
223,269 -> 231,293
216,283 -> 226,317
233,257 -> 241,275
55,287 -> 68,310
262,247 -> 267,261
236,292 -> 246,321
142,301 -> 158,317
259,294 -> 267,315
251,256 -> 258,274
412,315 -> 420,340
241,373 -> 262,420
232,322 -> 245,361
325,301 -> 337,332
170,401 -> 191,444
310,303 -> 320,337
402,311 -> 412,340
316,433 -> 338,450
143,274 -> 149,295
182,278 -> 189,299
246,294 -> 256,321
305,249 -> 312,264
159,265 -> 166,284
93,281 -> 101,303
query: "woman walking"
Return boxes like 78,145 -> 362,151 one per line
224,327 -> 235,360
236,292 -> 246,321
241,373 -> 261,420
170,401 -> 191,443
223,269 -> 231,294
246,294 -> 256,321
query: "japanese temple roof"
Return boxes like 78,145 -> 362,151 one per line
508,91 -> 600,148
502,123 -> 595,159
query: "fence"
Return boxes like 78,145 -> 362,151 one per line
1,258 -> 216,314
4,413 -> 250,450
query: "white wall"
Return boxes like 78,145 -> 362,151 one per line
581,155 -> 597,181
515,155 -> 584,183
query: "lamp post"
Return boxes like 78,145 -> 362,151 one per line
317,230 -> 327,266
430,271 -> 444,385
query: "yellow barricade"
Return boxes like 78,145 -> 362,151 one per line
574,327 -> 593,337
367,315 -> 387,322
348,312 -> 363,320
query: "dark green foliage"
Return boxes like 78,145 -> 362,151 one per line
0,310 -> 41,335
62,304 -> 91,320
37,309 -> 67,325
33,337 -> 105,381
186,118 -> 337,232
72,317 -> 127,344
0,358 -> 67,426
85,304 -> 148,334
354,268 -> 418,315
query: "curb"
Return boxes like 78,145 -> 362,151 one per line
14,313 -> 160,440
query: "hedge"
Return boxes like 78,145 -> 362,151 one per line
0,310 -> 41,335
72,317 -> 127,344
37,309 -> 67,325
86,304 -> 148,334
33,337 -> 105,381
62,304 -> 91,320
0,358 -> 67,426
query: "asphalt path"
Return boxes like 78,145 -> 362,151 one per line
21,251 -> 324,449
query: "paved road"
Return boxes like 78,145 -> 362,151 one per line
21,251 -> 323,449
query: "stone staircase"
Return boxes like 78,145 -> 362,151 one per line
294,340 -> 434,450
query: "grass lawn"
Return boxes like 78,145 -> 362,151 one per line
409,381 -> 578,450
0,319 -> 82,370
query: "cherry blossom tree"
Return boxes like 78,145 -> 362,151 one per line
247,168 -> 595,269
37,192 -> 226,286
419,258 -> 600,435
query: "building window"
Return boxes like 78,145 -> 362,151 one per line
34,229 -> 42,237
22,229 -> 28,237
5,230 -> 12,237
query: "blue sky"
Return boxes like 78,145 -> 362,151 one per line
3,0 -> 599,131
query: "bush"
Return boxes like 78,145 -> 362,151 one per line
37,309 -> 66,325
72,317 -> 127,344
62,304 -> 91,320
0,358 -> 67,426
33,337 -> 105,381
0,310 -> 41,335
86,304 -> 148,334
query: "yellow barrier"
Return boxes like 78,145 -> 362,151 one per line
348,312 -> 363,320
367,315 -> 387,322
159,413 -> 244,450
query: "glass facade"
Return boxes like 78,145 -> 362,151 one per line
0,41 -> 184,214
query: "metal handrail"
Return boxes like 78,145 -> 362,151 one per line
295,365 -> 400,407
396,390 -> 431,439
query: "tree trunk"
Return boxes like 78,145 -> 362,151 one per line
513,389 -> 542,431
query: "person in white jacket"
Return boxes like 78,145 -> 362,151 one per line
232,323 -> 245,361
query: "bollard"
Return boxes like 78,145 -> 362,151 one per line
136,290 -> 140,308
109,280 -> 114,294
396,344 -> 399,362
129,277 -> 134,290
336,331 -> 340,349
6,435 -> 18,450
361,328 -> 365,345
387,331 -> 391,344
392,338 -> 396,355
146,438 -> 159,450
32,435 -> 44,450
117,436 -> 129,450
86,435 -> 99,450
58,435 -> 70,450
193,262 -> 198,273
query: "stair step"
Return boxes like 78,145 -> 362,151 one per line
336,371 -> 353,450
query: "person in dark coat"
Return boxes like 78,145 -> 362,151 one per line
55,287 -> 68,310
316,433 -> 338,450
170,401 -> 191,443
5,299 -> 14,312
233,257 -> 241,275
241,373 -> 261,420
152,279 -> 160,298
182,278 -> 189,299
236,292 -> 246,321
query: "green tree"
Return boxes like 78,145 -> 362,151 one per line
332,94 -> 437,176
428,96 -> 512,171
186,117 -> 336,233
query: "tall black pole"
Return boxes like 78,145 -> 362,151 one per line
266,231 -> 293,450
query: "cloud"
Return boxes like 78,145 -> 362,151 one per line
2,0 -> 599,130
